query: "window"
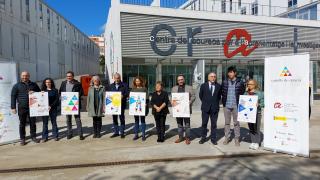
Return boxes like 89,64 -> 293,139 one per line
221,0 -> 226,13
10,27 -> 13,57
238,0 -> 241,8
39,3 -> 43,28
230,0 -> 232,12
26,0 -> 30,22
288,0 -> 297,8
22,33 -> 29,58
64,25 -> 67,41
56,15 -> 60,35
47,9 -> 50,32
241,7 -> 246,15
10,0 -> 13,14
0,0 -> 5,10
251,2 -> 258,15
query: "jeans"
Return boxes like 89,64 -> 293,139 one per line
66,114 -> 83,137
42,110 -> 59,139
176,118 -> 190,139
112,112 -> 125,135
134,116 -> 146,136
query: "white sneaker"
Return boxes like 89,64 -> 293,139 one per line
249,143 -> 255,149
252,143 -> 259,150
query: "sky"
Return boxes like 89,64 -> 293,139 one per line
44,0 -> 188,36
45,0 -> 111,36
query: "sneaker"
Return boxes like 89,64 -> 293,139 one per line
133,135 -> 139,141
252,143 -> 259,150
249,143 -> 255,149
223,138 -> 230,145
235,139 -> 240,146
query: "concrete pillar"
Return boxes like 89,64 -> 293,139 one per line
156,61 -> 162,82
151,0 -> 160,7
217,63 -> 223,84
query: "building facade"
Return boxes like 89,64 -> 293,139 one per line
105,0 -> 320,96
89,35 -> 105,56
0,0 -> 99,81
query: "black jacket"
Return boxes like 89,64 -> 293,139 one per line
44,88 -> 59,111
59,79 -> 84,109
199,82 -> 222,113
221,78 -> 245,107
108,82 -> 129,110
11,81 -> 41,110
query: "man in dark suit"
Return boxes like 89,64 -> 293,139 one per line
59,71 -> 84,140
199,72 -> 222,145
108,73 -> 129,139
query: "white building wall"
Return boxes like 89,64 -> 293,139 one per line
0,0 -> 99,82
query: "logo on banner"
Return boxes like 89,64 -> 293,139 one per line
274,102 -> 282,109
0,76 -> 3,81
280,67 -> 292,77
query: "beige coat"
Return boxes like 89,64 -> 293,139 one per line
171,85 -> 196,114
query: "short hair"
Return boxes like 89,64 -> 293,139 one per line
176,74 -> 185,80
66,71 -> 74,77
113,73 -> 121,78
156,81 -> 164,88
90,75 -> 101,86
227,66 -> 237,73
132,76 -> 145,88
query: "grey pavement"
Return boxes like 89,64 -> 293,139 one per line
0,101 -> 319,179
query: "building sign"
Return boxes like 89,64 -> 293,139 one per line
149,24 -> 320,58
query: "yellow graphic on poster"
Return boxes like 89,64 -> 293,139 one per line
105,92 -> 122,115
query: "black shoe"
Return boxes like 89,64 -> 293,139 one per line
96,134 -> 101,138
199,138 -> 206,144
79,136 -> 85,140
93,134 -> 97,138
54,137 -> 59,141
67,135 -> 73,140
41,138 -> 48,143
121,134 -> 125,139
32,138 -> 40,143
110,134 -> 119,138
142,136 -> 146,141
211,140 -> 218,145
20,139 -> 26,146
133,135 -> 139,141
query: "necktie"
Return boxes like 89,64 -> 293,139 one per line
211,82 -> 214,95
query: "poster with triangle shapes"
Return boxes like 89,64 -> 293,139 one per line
129,92 -> 146,116
61,92 -> 79,115
237,95 -> 258,123
105,92 -> 122,115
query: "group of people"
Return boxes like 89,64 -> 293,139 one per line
11,66 -> 264,150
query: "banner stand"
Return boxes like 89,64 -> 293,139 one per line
263,53 -> 310,158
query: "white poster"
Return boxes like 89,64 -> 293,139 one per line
0,63 -> 20,144
61,92 -> 79,115
105,92 -> 122,115
237,95 -> 258,123
29,92 -> 49,117
172,93 -> 190,118
264,54 -> 309,157
129,92 -> 146,116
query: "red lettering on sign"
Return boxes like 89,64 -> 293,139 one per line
224,29 -> 258,58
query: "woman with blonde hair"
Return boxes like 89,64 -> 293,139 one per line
87,75 -> 105,138
131,76 -> 149,141
245,79 -> 264,150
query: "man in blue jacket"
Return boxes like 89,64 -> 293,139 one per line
11,71 -> 41,146
109,73 -> 128,139
221,66 -> 245,146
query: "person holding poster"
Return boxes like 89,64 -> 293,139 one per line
11,71 -> 41,145
199,72 -> 222,145
87,76 -> 105,139
131,76 -> 148,141
108,73 -> 129,139
244,79 -> 264,150
151,81 -> 169,143
222,66 -> 245,146
59,71 -> 84,140
41,78 -> 60,142
171,74 -> 195,145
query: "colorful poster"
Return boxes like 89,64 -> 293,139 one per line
237,95 -> 258,123
105,92 -> 122,115
129,92 -> 146,116
264,54 -> 309,157
61,92 -> 79,115
29,92 -> 49,117
172,93 -> 190,118
0,62 -> 20,144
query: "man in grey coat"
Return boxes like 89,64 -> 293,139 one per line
171,74 -> 196,145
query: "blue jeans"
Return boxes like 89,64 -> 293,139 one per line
42,110 -> 59,139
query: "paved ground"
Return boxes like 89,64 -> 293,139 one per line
0,101 -> 319,179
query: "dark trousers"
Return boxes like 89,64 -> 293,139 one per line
201,109 -> 219,141
93,117 -> 102,136
248,111 -> 261,144
18,110 -> 37,140
66,114 -> 83,137
42,110 -> 59,139
154,114 -> 166,140
176,118 -> 190,139
112,112 -> 125,135
134,116 -> 146,136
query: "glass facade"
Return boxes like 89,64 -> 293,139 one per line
162,65 -> 193,93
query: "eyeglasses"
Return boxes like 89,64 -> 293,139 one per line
178,79 -> 184,81
247,84 -> 255,85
